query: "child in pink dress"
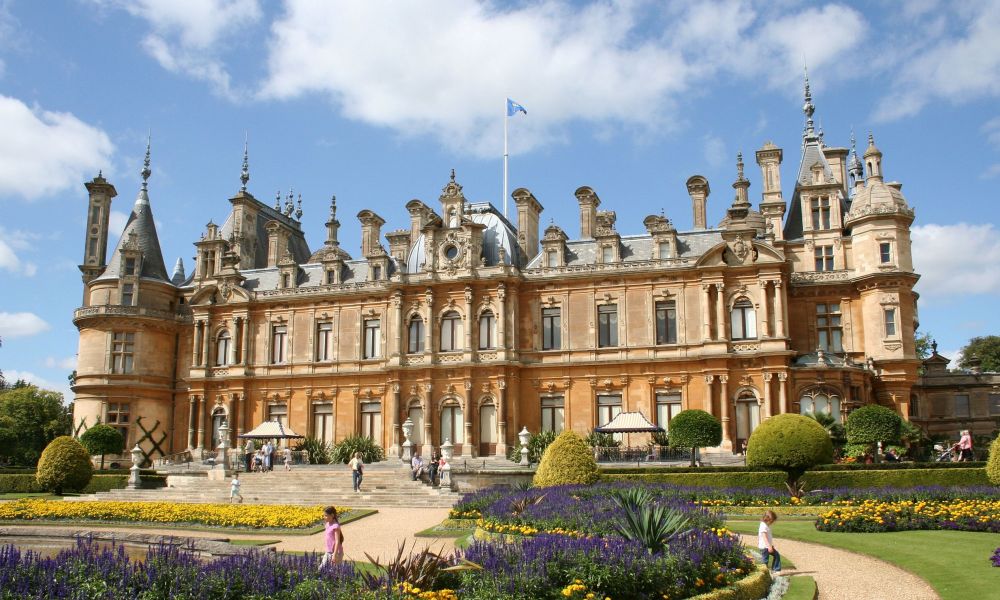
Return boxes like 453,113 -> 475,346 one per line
319,505 -> 344,568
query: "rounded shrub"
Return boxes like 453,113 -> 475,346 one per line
532,430 -> 599,487
846,405 -> 902,445
79,423 -> 124,470
668,409 -> 722,466
747,414 -> 833,486
36,436 -> 93,494
986,434 -> 1000,485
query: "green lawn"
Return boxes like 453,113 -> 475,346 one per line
727,520 -> 999,600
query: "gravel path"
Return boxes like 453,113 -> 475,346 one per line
738,534 -> 939,600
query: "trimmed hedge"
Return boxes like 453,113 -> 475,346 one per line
602,461 -> 986,474
987,435 -> 1000,485
0,473 -> 167,494
533,430 -> 600,487
688,563 -> 771,600
603,467 -> 988,489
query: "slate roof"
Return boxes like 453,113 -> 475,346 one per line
524,229 -> 722,269
406,202 -> 521,273
782,137 -> 849,240
95,187 -> 170,283
219,193 -> 312,269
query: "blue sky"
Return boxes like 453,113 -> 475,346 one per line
1,0 -> 999,398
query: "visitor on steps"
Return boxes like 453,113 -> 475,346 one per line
758,510 -> 782,572
229,473 -> 243,504
284,447 -> 293,471
411,453 -> 426,481
243,439 -> 255,472
319,506 -> 344,568
427,453 -> 440,486
349,452 -> 364,492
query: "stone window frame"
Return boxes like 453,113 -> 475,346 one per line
361,312 -> 383,360
596,297 -> 619,348
109,331 -> 136,374
729,296 -> 757,341
270,320 -> 289,365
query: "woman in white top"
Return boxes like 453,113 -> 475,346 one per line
758,510 -> 782,572
349,452 -> 364,492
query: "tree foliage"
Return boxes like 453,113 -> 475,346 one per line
36,436 -> 93,494
747,414 -> 834,494
914,331 -> 934,361
958,335 -> 1000,373
986,434 -> 1000,486
846,404 -> 902,446
79,423 -> 124,469
507,429 -> 557,463
0,385 -> 72,466
532,430 -> 599,487
329,435 -> 384,464
667,410 -> 722,466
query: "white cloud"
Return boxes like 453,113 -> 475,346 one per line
45,356 -> 77,370
0,228 -> 50,277
0,94 -> 115,200
100,0 -> 262,99
2,370 -> 71,399
983,116 -> 1000,147
0,311 -> 50,338
874,1 -> 1000,121
912,223 -> 1000,297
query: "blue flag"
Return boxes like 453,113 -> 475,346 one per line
507,98 -> 527,117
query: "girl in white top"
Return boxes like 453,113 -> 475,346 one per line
758,510 -> 782,572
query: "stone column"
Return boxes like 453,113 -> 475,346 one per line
201,320 -> 211,368
462,382 -> 473,457
701,284 -> 712,341
496,379 -> 508,456
424,289 -> 434,358
187,396 -> 197,450
703,375 -> 714,413
497,283 -> 507,352
236,392 -> 245,438
389,383 -> 401,458
719,375 -> 732,449
227,394 -> 237,446
464,286 -> 474,357
778,372 -> 789,414
195,395 -> 205,452
241,316 -> 251,365
762,373 -> 773,419
758,281 -> 770,338
228,321 -> 239,365
422,384 -> 434,458
715,284 -> 726,341
393,293 -> 404,358
774,280 -> 786,338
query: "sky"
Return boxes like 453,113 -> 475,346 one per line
1,0 -> 999,400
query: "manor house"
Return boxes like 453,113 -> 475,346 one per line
71,83 -> 921,462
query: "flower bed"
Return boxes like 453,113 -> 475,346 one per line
0,499 -> 344,529
815,499 -> 1000,533
992,547 -> 1000,568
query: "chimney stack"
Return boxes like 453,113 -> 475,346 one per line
357,210 -> 386,257
574,186 -> 601,239
512,187 -> 543,261
686,176 -> 710,230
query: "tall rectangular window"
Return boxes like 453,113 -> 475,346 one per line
883,308 -> 896,337
326,270 -> 336,285
598,304 -> 618,347
110,332 -> 135,374
990,393 -> 1000,416
541,396 -> 564,433
597,394 -> 623,442
546,251 -> 558,267
372,266 -> 382,281
542,307 -> 561,350
363,319 -> 381,359
879,242 -> 892,264
655,300 -> 677,345
954,394 -> 970,418
268,403 -> 288,445
106,403 -> 130,446
271,325 -> 287,364
121,283 -> 134,306
655,393 -> 682,432
440,311 -> 461,352
407,317 -> 425,354
312,403 -> 334,445
730,299 -> 757,340
601,246 -> 614,263
316,322 -> 333,361
90,205 -> 101,225
811,196 -> 831,230
88,237 -> 98,258
124,258 -> 136,275
658,242 -> 671,259
361,402 -> 382,441
814,245 -> 834,271
478,311 -> 496,350
816,303 -> 843,352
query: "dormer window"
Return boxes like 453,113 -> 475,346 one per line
546,250 -> 558,268
811,197 -> 831,230
658,242 -> 671,259
326,270 -> 336,285
124,258 -> 136,276
372,266 -> 382,281
601,246 -> 614,263
121,283 -> 134,306
281,273 -> 290,289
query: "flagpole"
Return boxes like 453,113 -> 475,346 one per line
503,99 -> 509,219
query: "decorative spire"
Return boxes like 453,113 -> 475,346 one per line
274,190 -> 281,211
329,194 -> 337,219
295,194 -> 303,220
848,128 -> 864,187
803,67 -> 816,139
735,152 -> 746,182
450,168 -> 456,183
730,152 -> 751,216
141,133 -> 152,191
240,133 -> 249,193
285,188 -> 295,216
325,195 -> 341,246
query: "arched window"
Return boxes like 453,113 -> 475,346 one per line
441,401 -> 464,444
800,388 -> 842,423
730,298 -> 756,340
216,330 -> 231,366
478,310 -> 496,350
735,391 -> 760,441
407,315 -> 425,354
440,311 -> 461,352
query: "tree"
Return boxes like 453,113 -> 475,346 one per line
958,335 -> 1000,373
533,430 -> 600,487
846,405 -> 902,462
986,434 -> 1000,485
746,414 -> 834,497
79,423 -> 124,469
914,331 -> 933,361
668,409 -> 722,467
36,436 -> 93,494
803,411 -> 847,447
0,385 -> 73,465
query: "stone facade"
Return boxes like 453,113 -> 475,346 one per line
72,85 -> 921,462
912,350 -> 1000,438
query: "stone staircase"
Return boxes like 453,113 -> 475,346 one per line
67,462 -> 464,509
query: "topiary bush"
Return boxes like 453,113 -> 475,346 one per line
846,405 -> 902,447
79,423 -> 124,470
746,414 -> 834,496
329,435 -> 384,464
35,436 -> 93,494
986,434 -> 1000,485
668,410 -> 722,467
532,430 -> 599,487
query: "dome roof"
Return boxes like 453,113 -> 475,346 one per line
845,180 -> 912,225
406,203 -> 520,273
308,244 -> 351,263
717,207 -> 766,234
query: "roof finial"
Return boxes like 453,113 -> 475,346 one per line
867,131 -> 875,147
285,188 -> 295,216
240,132 -> 250,193
275,190 -> 281,211
98,169 -> 103,179
141,133 -> 152,191
850,129 -> 857,152
330,194 -> 337,218
803,66 -> 816,138
295,194 -> 303,220
736,152 -> 745,181
450,168 -> 456,183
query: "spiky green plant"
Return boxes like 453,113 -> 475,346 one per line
612,503 -> 691,554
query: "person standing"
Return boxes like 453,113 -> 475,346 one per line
758,510 -> 782,572
229,472 -> 243,504
958,429 -> 974,462
284,447 -> 293,471
263,440 -> 273,471
243,439 -> 255,472
349,452 -> 364,492
427,453 -> 439,486
319,506 -> 344,568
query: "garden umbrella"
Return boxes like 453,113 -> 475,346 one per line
594,411 -> 663,433
238,419 -> 304,439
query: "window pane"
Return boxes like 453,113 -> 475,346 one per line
989,394 -> 1000,416
954,395 -> 970,417
602,246 -> 613,263
884,309 -> 896,336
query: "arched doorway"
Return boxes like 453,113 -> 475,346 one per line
479,402 -> 497,456
734,391 -> 760,450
